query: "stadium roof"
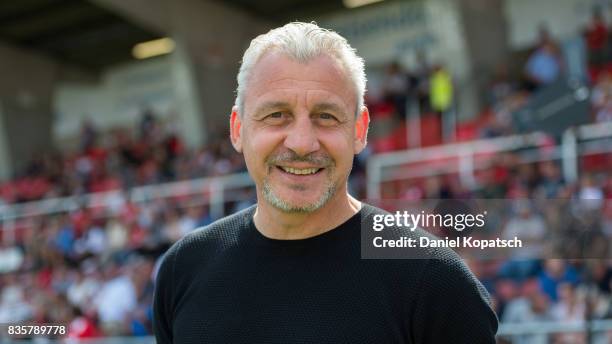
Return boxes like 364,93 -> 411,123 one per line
220,0 -> 349,22
0,0 -> 394,71
0,0 -> 160,71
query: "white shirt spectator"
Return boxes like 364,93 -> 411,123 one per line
75,226 -> 107,255
0,246 -> 23,273
502,296 -> 552,344
106,220 -> 128,252
178,215 -> 198,236
93,275 -> 137,323
0,286 -> 32,323
503,212 -> 547,259
67,276 -> 100,309
578,186 -> 604,211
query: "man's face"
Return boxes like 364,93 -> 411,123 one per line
230,51 -> 368,213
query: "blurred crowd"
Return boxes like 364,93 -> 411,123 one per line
366,9 -> 612,152
0,195 -> 222,338
380,156 -> 611,344
346,11 -> 612,342
0,109 -> 255,339
2,159 -> 611,340
483,9 -> 612,137
0,110 -> 246,205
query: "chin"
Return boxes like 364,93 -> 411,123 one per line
264,186 -> 335,213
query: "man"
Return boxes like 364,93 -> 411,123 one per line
154,22 -> 498,343
524,26 -> 562,91
584,8 -> 608,69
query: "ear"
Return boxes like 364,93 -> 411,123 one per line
230,106 -> 243,153
353,106 -> 370,154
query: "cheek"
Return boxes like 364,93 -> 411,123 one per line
320,129 -> 355,166
242,130 -> 282,168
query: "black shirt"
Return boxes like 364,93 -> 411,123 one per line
153,204 -> 498,343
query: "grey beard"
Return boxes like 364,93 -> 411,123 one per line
262,177 -> 337,213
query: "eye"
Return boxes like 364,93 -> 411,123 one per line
315,112 -> 339,126
263,111 -> 289,125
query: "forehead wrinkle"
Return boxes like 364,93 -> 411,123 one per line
311,102 -> 346,115
264,78 -> 341,91
252,90 -> 353,119
254,88 -> 347,107
253,101 -> 292,115
245,54 -> 356,116
249,91 -> 298,116
306,89 -> 353,116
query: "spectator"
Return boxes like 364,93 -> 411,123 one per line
413,50 -> 431,113
429,64 -> 454,114
488,63 -> 517,107
178,207 -> 200,236
74,222 -> 107,257
93,263 -> 137,335
0,274 -> 32,323
0,244 -> 24,273
524,27 -> 563,90
502,279 -> 553,344
538,260 -> 580,302
106,218 -> 129,254
67,264 -> 101,310
500,201 -> 547,279
584,8 -> 609,70
381,61 -> 410,119
535,161 -> 564,198
577,174 -> 605,211
591,71 -> 612,122
80,119 -> 98,153
551,282 -> 586,344
67,306 -> 101,339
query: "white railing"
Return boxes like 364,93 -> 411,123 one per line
367,121 -> 612,199
0,172 -> 253,220
498,319 -> 612,335
1,121 -> 611,238
0,172 -> 255,244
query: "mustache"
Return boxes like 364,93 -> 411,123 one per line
267,151 -> 334,167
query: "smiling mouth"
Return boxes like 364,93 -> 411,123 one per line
276,166 -> 323,175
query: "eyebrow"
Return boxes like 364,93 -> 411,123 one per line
252,101 -> 349,118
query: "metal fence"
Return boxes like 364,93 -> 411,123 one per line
366,121 -> 612,199
0,172 -> 255,244
1,122 -> 610,235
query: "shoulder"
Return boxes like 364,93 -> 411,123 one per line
157,205 -> 256,275
359,202 -> 460,259
359,202 -> 489,296
359,203 -> 390,216
182,205 -> 255,250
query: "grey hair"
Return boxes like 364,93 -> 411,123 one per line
235,22 -> 366,116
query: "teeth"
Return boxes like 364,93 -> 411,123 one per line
281,167 -> 319,175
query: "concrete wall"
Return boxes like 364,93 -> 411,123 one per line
0,35 -> 99,179
0,42 -> 60,178
319,0 -> 479,119
94,0 -> 273,146
458,0 -> 509,106
54,56 -> 175,143
505,0 -> 605,49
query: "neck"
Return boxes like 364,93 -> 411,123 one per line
253,189 -> 362,240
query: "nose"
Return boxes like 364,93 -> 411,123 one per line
283,115 -> 320,157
